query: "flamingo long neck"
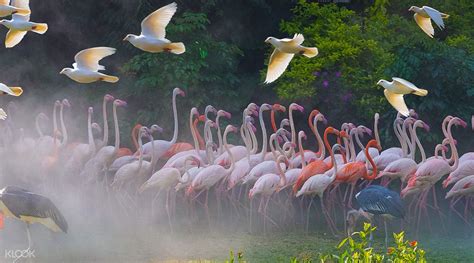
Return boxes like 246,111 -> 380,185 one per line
269,134 -> 278,160
271,110 -> 278,133
374,114 -> 381,148
354,129 -> 365,153
411,124 -> 426,163
314,117 -> 325,160
259,107 -> 268,159
402,121 -> 415,159
249,123 -> 258,154
137,131 -> 144,170
349,130 -> 357,161
194,119 -> 205,149
223,129 -> 235,174
363,141 -> 378,180
102,98 -> 109,147
298,133 -> 306,169
59,104 -> 67,147
240,109 -> 249,146
323,129 -> 334,169
204,121 -> 214,163
87,111 -> 95,154
329,144 -> 339,182
170,92 -> 179,144
216,115 -> 223,155
190,113 -> 200,155
395,119 -> 407,155
35,115 -> 44,138
446,121 -> 459,172
289,107 -> 296,155
276,156 -> 287,187
244,123 -> 252,160
53,103 -> 58,134
131,125 -> 140,152
112,103 -> 120,155
149,134 -> 156,173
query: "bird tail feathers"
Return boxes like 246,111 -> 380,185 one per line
101,75 -> 119,83
413,89 -> 428,96
166,42 -> 186,55
32,23 -> 48,34
302,47 -> 318,58
441,13 -> 449,18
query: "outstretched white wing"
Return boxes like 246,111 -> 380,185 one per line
414,13 -> 434,38
141,2 -> 177,39
423,6 -> 445,29
264,48 -> 294,84
74,47 -> 116,71
0,108 -> 6,120
5,29 -> 26,48
384,90 -> 409,117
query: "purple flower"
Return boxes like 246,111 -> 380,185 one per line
335,71 -> 342,78
323,80 -> 329,88
342,93 -> 353,102
313,71 -> 320,77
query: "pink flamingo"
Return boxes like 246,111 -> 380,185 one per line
445,175 -> 474,227
249,155 -> 287,233
186,125 -> 238,226
296,127 -> 344,235
141,88 -> 185,161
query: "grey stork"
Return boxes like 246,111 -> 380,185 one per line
0,186 -> 68,250
346,185 -> 404,247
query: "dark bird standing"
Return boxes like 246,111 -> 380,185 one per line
0,186 -> 68,250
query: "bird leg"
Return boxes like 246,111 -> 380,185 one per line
384,219 -> 388,249
165,189 -> 173,234
320,197 -> 338,236
306,197 -> 314,234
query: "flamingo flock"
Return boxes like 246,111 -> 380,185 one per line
1,87 -> 473,237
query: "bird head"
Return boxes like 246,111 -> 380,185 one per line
104,94 -> 115,102
123,34 -> 136,42
88,107 -> 93,114
62,99 -> 71,107
408,6 -> 417,12
59,68 -> 72,75
173,87 -> 185,97
376,79 -> 388,88
264,37 -> 276,44
150,124 -> 164,134
114,99 -> 127,107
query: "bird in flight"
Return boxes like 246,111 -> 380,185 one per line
377,77 -> 428,117
0,0 -> 48,48
264,33 -> 318,83
409,6 -> 449,38
123,2 -> 185,54
60,47 -> 119,84
0,0 -> 30,17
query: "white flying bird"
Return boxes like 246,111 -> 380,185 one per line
123,2 -> 185,54
0,82 -> 23,96
0,0 -> 47,48
409,6 -> 449,38
377,77 -> 428,117
264,33 -> 318,83
60,47 -> 119,84
0,0 -> 29,17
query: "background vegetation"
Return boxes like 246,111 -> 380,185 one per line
1,0 -> 473,150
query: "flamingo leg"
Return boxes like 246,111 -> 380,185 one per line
306,197 -> 314,234
165,189 -> 173,234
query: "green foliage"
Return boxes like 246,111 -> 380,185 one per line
226,250 -> 245,263
272,0 -> 474,148
318,223 -> 426,263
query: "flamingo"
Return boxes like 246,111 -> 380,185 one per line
334,138 -> 381,208
291,110 -> 325,168
186,125 -> 238,226
293,114 -> 331,194
141,88 -> 185,161
248,155 -> 287,233
65,107 -> 97,174
96,94 -> 115,150
81,99 -> 127,182
296,127 -> 344,235
140,155 -> 200,231
445,175 -> 474,227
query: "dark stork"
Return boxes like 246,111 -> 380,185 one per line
0,186 -> 68,250
346,185 -> 404,247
